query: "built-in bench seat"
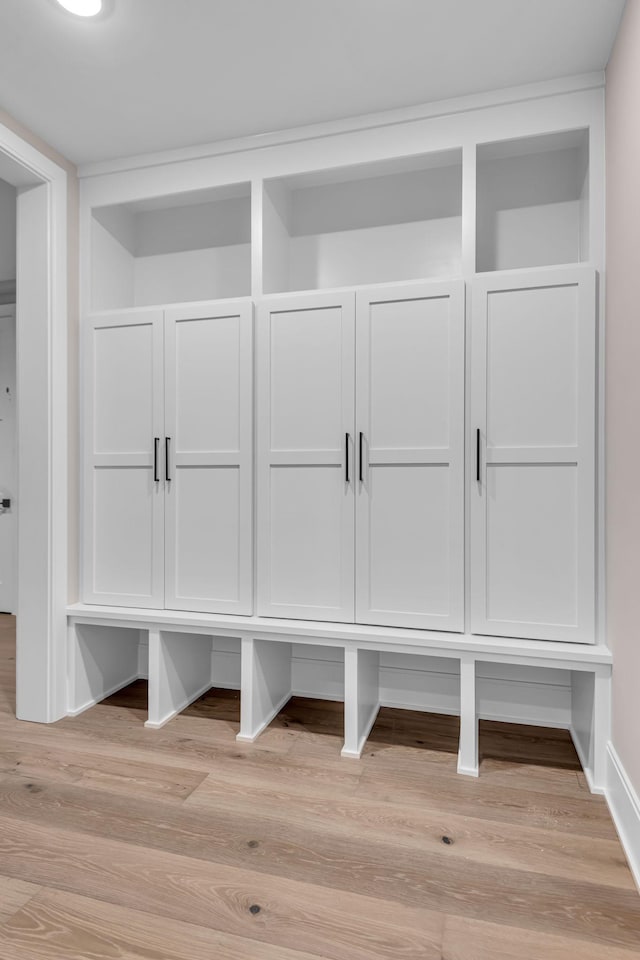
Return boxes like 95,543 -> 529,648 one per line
66,604 -> 613,792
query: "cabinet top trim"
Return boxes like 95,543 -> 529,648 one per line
78,72 -> 604,181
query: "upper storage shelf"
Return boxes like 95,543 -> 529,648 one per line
91,183 -> 252,311
262,151 -> 463,294
476,130 -> 589,272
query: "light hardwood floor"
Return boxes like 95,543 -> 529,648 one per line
0,614 -> 638,959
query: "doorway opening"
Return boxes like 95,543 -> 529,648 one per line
0,176 -> 16,616
0,123 -> 69,723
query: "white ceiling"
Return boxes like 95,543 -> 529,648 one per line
0,0 -> 626,166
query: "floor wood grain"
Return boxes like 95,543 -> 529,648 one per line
0,615 -> 638,958
0,875 -> 40,924
0,889 -> 327,960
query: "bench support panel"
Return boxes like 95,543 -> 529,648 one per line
237,637 -> 292,742
571,666 -> 612,794
146,630 -> 212,729
342,647 -> 380,758
457,654 -> 479,777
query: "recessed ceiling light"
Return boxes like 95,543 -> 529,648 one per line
56,0 -> 102,16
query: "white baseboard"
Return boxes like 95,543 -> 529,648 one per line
605,743 -> 640,893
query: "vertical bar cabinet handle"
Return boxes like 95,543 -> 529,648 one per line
359,432 -> 364,483
345,433 -> 350,483
476,428 -> 481,484
153,437 -> 160,482
165,437 -> 171,483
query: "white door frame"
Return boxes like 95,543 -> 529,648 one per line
0,120 -> 69,722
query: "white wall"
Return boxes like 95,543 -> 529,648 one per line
605,0 -> 640,800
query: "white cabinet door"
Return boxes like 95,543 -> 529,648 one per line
83,310 -> 164,607
470,266 -> 596,642
257,292 -> 355,621
164,300 -> 253,614
355,281 -> 465,631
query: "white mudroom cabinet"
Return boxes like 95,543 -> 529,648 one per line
82,299 -> 253,614
68,77 -> 611,788
256,280 -> 465,631
470,266 -> 596,644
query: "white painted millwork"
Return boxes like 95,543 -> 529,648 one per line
237,637 -> 293,742
262,157 -> 463,294
91,189 -> 252,311
342,647 -> 380,758
146,629 -> 213,730
258,281 -> 464,629
67,622 -> 141,717
355,281 -> 465,630
83,309 -> 165,607
164,301 -> 253,614
571,667 -> 611,792
67,81 -> 613,812
66,603 -> 612,791
257,291 -> 356,621
457,654 -> 479,776
66,603 -> 614,663
83,300 -> 252,613
470,266 -> 596,643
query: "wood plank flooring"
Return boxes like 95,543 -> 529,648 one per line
0,615 -> 638,959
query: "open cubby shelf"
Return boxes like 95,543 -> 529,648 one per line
88,130 -> 592,309
476,129 -> 589,272
67,608 -> 611,783
262,151 -> 463,293
91,183 -> 252,311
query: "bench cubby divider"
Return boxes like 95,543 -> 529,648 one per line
237,637 -> 292,742
342,647 -> 380,759
457,654 -> 479,777
146,629 -> 214,730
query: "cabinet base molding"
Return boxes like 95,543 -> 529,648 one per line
65,604 -> 612,791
